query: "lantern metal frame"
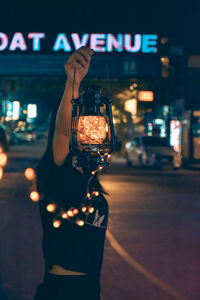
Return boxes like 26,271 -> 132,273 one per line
69,87 -> 115,168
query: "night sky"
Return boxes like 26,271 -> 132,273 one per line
0,0 -> 199,50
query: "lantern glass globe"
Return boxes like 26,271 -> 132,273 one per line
77,115 -> 107,145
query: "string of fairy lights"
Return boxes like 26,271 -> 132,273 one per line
24,153 -> 111,228
24,124 -> 111,229
1,72 -> 114,229
0,132 -> 111,230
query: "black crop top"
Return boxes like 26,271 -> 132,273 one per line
35,143 -> 109,278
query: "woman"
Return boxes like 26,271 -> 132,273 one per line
33,47 -> 109,300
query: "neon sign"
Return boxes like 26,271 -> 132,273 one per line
0,32 -> 158,53
6,101 -> 13,117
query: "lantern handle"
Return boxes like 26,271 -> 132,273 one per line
72,68 -> 76,100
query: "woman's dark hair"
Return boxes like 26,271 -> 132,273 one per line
82,165 -> 108,195
46,98 -> 108,195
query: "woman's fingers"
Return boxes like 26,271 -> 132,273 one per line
68,47 -> 94,65
66,61 -> 86,73
64,46 -> 93,83
70,52 -> 88,68
77,47 -> 94,62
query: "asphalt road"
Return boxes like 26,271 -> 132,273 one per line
0,137 -> 200,300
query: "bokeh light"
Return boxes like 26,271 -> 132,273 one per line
46,203 -> 56,212
25,168 -> 35,181
0,153 -> 7,167
76,219 -> 85,226
89,207 -> 95,213
30,191 -> 40,202
0,167 -> 3,180
53,220 -> 61,228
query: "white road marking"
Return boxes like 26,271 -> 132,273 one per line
106,229 -> 189,300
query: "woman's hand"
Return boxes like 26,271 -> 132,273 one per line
64,46 -> 94,88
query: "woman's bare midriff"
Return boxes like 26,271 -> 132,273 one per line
49,265 -> 87,275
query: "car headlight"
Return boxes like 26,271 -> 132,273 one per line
125,142 -> 132,151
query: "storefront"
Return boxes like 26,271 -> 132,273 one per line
181,110 -> 200,163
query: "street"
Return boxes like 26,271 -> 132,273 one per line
0,138 -> 200,300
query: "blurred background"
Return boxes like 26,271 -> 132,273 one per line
0,1 -> 200,300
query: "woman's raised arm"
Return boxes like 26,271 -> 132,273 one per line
52,47 -> 94,166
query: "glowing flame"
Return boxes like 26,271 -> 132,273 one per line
46,203 -> 56,212
77,116 -> 106,144
25,168 -> 35,181
30,191 -> 40,202
53,220 -> 61,228
0,167 -> 3,180
76,219 -> 85,226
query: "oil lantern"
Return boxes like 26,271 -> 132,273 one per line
69,87 -> 115,168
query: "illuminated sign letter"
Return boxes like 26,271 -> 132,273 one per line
142,34 -> 157,53
71,33 -> 89,49
107,34 -> 123,52
6,101 -> 13,117
28,32 -> 45,51
12,101 -> 20,120
27,104 -> 37,118
0,33 -> 8,51
124,34 -> 141,53
53,34 -> 71,52
9,32 -> 27,51
90,34 -> 106,52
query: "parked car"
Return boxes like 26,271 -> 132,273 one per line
9,128 -> 36,145
125,135 -> 180,168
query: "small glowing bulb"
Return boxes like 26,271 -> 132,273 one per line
67,210 -> 74,217
61,212 -> 68,219
30,191 -> 40,202
101,158 -> 104,161
99,166 -> 103,170
108,154 -> 111,158
46,203 -> 56,213
73,208 -> 79,215
87,193 -> 91,198
53,220 -> 61,228
25,168 -> 35,181
0,167 -> 3,180
0,153 -> 7,167
92,191 -> 99,197
81,206 -> 87,213
89,207 -> 95,213
91,171 -> 96,175
76,219 -> 85,226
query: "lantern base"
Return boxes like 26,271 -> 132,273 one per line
73,151 -> 109,169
